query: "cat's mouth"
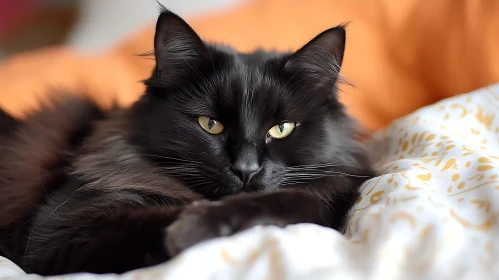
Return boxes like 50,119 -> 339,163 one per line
176,169 -> 248,199
241,182 -> 266,193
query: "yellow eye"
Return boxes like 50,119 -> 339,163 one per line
198,116 -> 224,134
268,122 -> 296,139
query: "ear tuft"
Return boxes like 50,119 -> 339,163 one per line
155,0 -> 168,13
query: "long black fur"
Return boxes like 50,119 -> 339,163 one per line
0,9 -> 374,275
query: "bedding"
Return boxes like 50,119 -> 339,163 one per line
2,83 -> 499,279
0,84 -> 499,280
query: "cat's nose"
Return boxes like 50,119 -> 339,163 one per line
231,159 -> 261,185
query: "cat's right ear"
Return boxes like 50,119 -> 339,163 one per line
153,8 -> 210,85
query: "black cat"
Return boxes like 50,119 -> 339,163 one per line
0,7 -> 374,276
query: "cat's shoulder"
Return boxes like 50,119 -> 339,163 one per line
0,94 -> 109,229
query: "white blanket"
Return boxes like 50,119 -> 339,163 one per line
3,84 -> 499,280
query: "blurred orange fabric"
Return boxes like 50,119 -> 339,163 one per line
1,0 -> 498,131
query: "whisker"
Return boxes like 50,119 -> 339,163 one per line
140,153 -> 203,165
24,188 -> 81,257
286,163 -> 363,170
286,172 -> 370,178
279,169 -> 371,188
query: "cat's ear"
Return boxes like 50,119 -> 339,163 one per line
284,26 -> 346,90
153,9 -> 210,85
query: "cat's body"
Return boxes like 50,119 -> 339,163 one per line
0,8 -> 374,276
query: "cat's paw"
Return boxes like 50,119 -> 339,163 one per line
164,200 -> 246,257
164,197 -> 284,257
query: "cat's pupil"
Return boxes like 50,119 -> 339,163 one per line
208,119 -> 215,129
278,124 -> 284,133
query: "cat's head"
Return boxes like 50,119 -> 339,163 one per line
130,9 -> 372,199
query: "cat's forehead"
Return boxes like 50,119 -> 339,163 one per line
215,63 -> 278,117
223,58 -> 288,106
177,48 -> 320,131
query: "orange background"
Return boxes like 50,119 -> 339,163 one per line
1,0 -> 498,131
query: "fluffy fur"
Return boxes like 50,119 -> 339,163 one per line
0,8 -> 374,275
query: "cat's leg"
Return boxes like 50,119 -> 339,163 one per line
166,188 -> 357,257
21,189 -> 185,275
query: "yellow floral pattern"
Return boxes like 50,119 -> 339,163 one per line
3,84 -> 499,279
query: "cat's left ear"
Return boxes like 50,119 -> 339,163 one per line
153,9 -> 210,85
284,26 -> 346,89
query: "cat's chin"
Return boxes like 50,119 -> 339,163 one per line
241,183 -> 267,193
206,182 -> 269,199
193,182 -> 245,200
